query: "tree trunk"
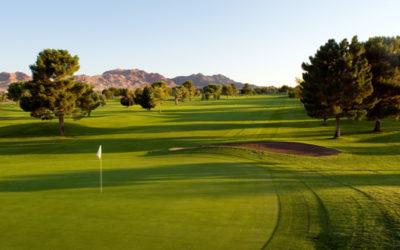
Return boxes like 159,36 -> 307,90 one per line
88,110 -> 91,117
374,118 -> 382,132
334,116 -> 340,138
322,117 -> 327,126
175,96 -> 178,105
59,115 -> 65,136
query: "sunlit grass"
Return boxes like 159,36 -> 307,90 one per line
1,95 -> 400,249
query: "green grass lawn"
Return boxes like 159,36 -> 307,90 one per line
1,95 -> 400,249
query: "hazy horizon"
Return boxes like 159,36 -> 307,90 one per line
1,0 -> 400,86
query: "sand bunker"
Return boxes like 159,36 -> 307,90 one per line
170,141 -> 340,157
219,142 -> 340,157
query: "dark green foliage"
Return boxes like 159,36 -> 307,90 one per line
19,49 -> 84,135
107,87 -> 118,95
230,84 -> 239,96
288,85 -> 301,98
202,84 -> 222,100
76,85 -> 105,116
151,81 -> 168,89
182,80 -> 195,101
265,86 -> 277,94
120,96 -> 134,107
120,89 -> 135,107
240,83 -> 254,95
363,36 -> 400,132
254,87 -> 263,95
301,36 -> 373,138
138,85 -> 155,110
7,81 -> 26,102
222,84 -> 234,98
194,88 -> 202,97
102,89 -> 114,100
278,85 -> 290,94
102,87 -> 126,98
134,88 -> 143,104
30,49 -> 79,83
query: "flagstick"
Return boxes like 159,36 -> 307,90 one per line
100,157 -> 103,193
97,145 -> 102,193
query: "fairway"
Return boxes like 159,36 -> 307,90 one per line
1,96 -> 400,249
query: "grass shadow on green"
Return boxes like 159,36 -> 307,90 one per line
0,162 -> 276,194
0,119 -> 327,138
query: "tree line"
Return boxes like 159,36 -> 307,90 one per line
299,36 -> 400,138
98,82 -> 292,109
4,49 -> 295,135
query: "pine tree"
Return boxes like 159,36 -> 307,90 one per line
363,36 -> 400,132
138,85 -> 155,110
7,81 -> 26,102
301,36 -> 373,138
19,49 -> 83,135
76,84 -> 105,116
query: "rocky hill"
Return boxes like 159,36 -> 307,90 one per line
0,69 -> 252,91
171,73 -> 245,88
0,72 -> 31,92
74,68 -> 176,90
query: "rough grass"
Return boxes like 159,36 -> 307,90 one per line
1,95 -> 400,249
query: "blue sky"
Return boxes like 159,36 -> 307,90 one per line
1,0 -> 399,86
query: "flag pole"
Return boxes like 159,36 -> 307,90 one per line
100,157 -> 102,193
97,145 -> 102,193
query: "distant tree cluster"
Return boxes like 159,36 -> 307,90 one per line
102,87 -> 125,99
222,84 -> 236,98
116,80 -> 199,112
198,83 -> 292,101
202,84 -> 222,100
171,80 -> 197,105
300,36 -> 400,138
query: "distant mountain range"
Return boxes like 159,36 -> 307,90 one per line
0,68 -> 252,92
0,72 -> 32,92
171,73 -> 249,88
74,69 -> 176,90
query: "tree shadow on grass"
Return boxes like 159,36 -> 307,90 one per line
333,145 -> 400,156
356,131 -> 400,143
1,154 -> 399,248
0,119 -> 325,138
0,162 -> 277,194
162,107 -> 305,122
0,136 -> 209,155
3,157 -> 399,193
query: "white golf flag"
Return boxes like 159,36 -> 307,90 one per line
97,145 -> 102,159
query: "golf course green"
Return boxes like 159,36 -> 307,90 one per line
1,95 -> 400,249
